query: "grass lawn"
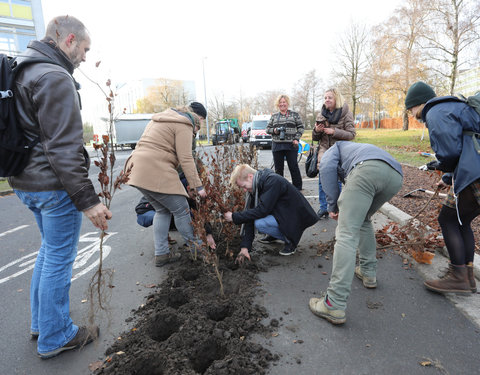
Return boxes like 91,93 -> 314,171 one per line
200,127 -> 434,167
302,128 -> 433,167
0,179 -> 11,193
354,128 -> 433,166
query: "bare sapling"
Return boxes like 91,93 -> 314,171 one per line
81,64 -> 132,328
190,144 -> 258,297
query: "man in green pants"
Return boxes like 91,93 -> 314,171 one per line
309,141 -> 403,325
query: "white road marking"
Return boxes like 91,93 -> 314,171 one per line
0,231 -> 116,285
0,225 -> 29,238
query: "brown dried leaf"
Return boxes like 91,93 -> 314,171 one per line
88,361 -> 104,371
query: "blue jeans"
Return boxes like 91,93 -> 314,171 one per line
14,190 -> 81,354
318,178 -> 342,211
255,215 -> 286,242
137,211 -> 155,227
136,188 -> 199,255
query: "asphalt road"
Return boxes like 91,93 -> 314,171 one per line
0,146 -> 479,374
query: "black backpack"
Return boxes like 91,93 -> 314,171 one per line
0,54 -> 60,177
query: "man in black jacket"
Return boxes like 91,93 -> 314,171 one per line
224,164 -> 318,260
8,16 -> 110,359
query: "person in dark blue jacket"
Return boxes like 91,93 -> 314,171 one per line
405,81 -> 480,294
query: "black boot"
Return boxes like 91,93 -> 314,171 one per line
317,209 -> 328,219
258,234 -> 279,244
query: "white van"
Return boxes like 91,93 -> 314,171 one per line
249,114 -> 272,148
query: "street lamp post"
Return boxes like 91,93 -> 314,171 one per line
202,57 -> 210,144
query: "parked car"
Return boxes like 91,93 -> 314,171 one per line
248,115 -> 272,148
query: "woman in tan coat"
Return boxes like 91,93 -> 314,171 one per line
312,88 -> 356,218
125,103 -> 207,267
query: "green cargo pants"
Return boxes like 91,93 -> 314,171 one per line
326,160 -> 403,311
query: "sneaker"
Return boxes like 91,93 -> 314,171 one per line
31,332 -> 39,340
258,234 -> 279,244
279,242 -> 296,256
317,209 -> 329,219
155,252 -> 182,267
309,296 -> 346,325
38,326 -> 99,359
355,266 -> 377,288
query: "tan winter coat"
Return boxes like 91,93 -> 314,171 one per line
312,103 -> 356,168
125,109 -> 202,197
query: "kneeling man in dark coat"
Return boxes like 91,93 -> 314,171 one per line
224,164 -> 318,261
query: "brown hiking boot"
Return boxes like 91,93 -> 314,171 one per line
424,264 -> 471,294
155,252 -> 181,267
38,325 -> 99,359
467,262 -> 477,293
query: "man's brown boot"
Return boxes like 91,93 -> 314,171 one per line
467,262 -> 477,293
424,264 -> 471,294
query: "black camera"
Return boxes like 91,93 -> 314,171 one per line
277,126 -> 286,140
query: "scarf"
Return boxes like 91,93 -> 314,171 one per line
321,105 -> 343,125
240,171 -> 260,237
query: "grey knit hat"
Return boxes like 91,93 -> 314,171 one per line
405,82 -> 436,109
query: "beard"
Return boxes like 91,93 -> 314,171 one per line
68,43 -> 83,69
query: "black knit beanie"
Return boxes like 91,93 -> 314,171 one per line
189,102 -> 207,119
405,82 -> 436,109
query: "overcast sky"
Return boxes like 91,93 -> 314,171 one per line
41,0 -> 402,109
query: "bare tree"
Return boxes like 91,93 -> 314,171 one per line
134,78 -> 192,113
368,0 -> 430,130
333,22 -> 370,118
234,91 -> 254,124
292,70 -> 323,129
251,90 -> 284,115
421,0 -> 480,94
208,94 -> 239,124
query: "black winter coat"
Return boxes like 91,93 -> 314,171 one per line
232,169 -> 318,250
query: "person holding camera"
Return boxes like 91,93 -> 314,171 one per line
312,88 -> 356,219
266,94 -> 304,192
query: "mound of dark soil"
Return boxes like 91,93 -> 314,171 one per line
94,253 -> 279,375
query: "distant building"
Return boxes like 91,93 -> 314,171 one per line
456,66 -> 480,97
0,0 -> 45,56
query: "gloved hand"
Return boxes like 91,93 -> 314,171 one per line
426,160 -> 441,170
418,164 -> 428,171
441,173 -> 453,185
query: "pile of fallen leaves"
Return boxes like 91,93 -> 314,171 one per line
376,219 -> 443,264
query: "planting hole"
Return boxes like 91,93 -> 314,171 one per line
182,269 -> 199,281
167,290 -> 189,309
148,313 -> 181,342
189,339 -> 226,374
206,304 -> 232,322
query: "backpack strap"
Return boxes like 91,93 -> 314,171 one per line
13,57 -> 65,77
